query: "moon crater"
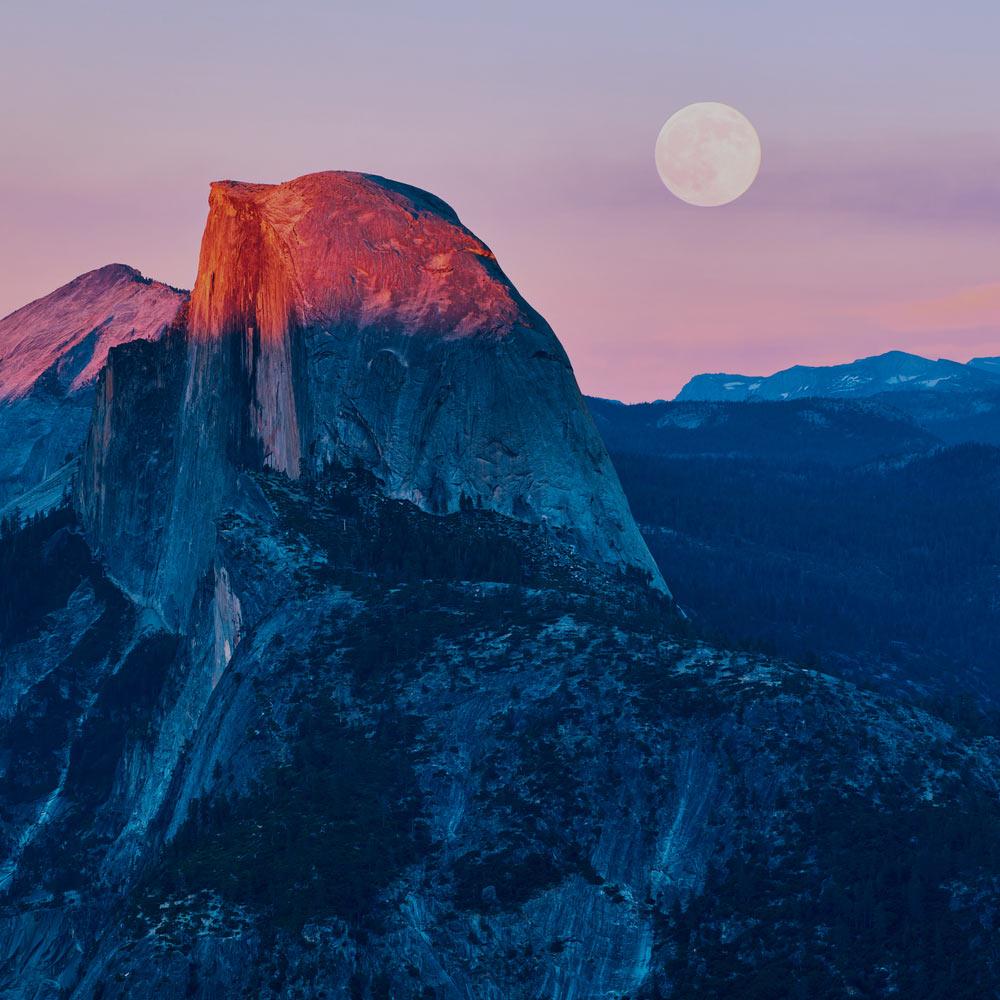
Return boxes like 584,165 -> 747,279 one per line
655,102 -> 761,207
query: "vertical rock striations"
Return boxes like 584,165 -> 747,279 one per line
79,171 -> 665,623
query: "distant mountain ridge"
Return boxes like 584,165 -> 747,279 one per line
0,265 -> 187,513
676,349 -> 1000,402
970,355 -> 1000,374
586,392 -> 1000,708
0,263 -> 186,402
587,395 -> 939,466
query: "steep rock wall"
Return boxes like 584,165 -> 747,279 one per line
79,171 -> 665,624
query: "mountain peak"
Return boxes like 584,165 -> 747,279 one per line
80,171 -> 665,622
866,349 -> 923,361
676,349 -> 1000,402
190,171 -> 526,346
0,264 -> 187,401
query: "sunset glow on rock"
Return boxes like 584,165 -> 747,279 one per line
75,170 -> 665,626
188,172 -> 525,345
0,264 -> 185,402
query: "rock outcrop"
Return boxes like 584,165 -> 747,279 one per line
3,476 -> 1000,998
0,265 -> 186,512
4,176 -> 1000,1000
80,172 -> 664,622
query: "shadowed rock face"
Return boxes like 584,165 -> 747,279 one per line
7,179 -> 1000,999
5,482 -> 1000,998
0,266 -> 187,512
80,172 -> 664,621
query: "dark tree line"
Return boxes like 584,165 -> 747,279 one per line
609,443 -> 1000,707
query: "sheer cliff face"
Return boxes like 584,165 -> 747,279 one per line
81,171 -> 664,617
0,266 -> 187,511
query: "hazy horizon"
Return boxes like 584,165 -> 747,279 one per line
5,255 -> 991,404
2,0 -> 998,401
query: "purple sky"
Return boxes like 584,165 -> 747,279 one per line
2,1 -> 998,400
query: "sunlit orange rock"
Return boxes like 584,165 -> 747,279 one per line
80,172 -> 666,623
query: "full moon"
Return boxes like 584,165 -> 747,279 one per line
655,102 -> 761,207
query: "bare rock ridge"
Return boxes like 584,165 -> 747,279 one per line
0,263 -> 186,402
676,349 -> 1000,402
79,171 -> 665,622
0,265 -> 187,510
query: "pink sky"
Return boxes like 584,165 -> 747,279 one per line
1,1 -> 998,400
